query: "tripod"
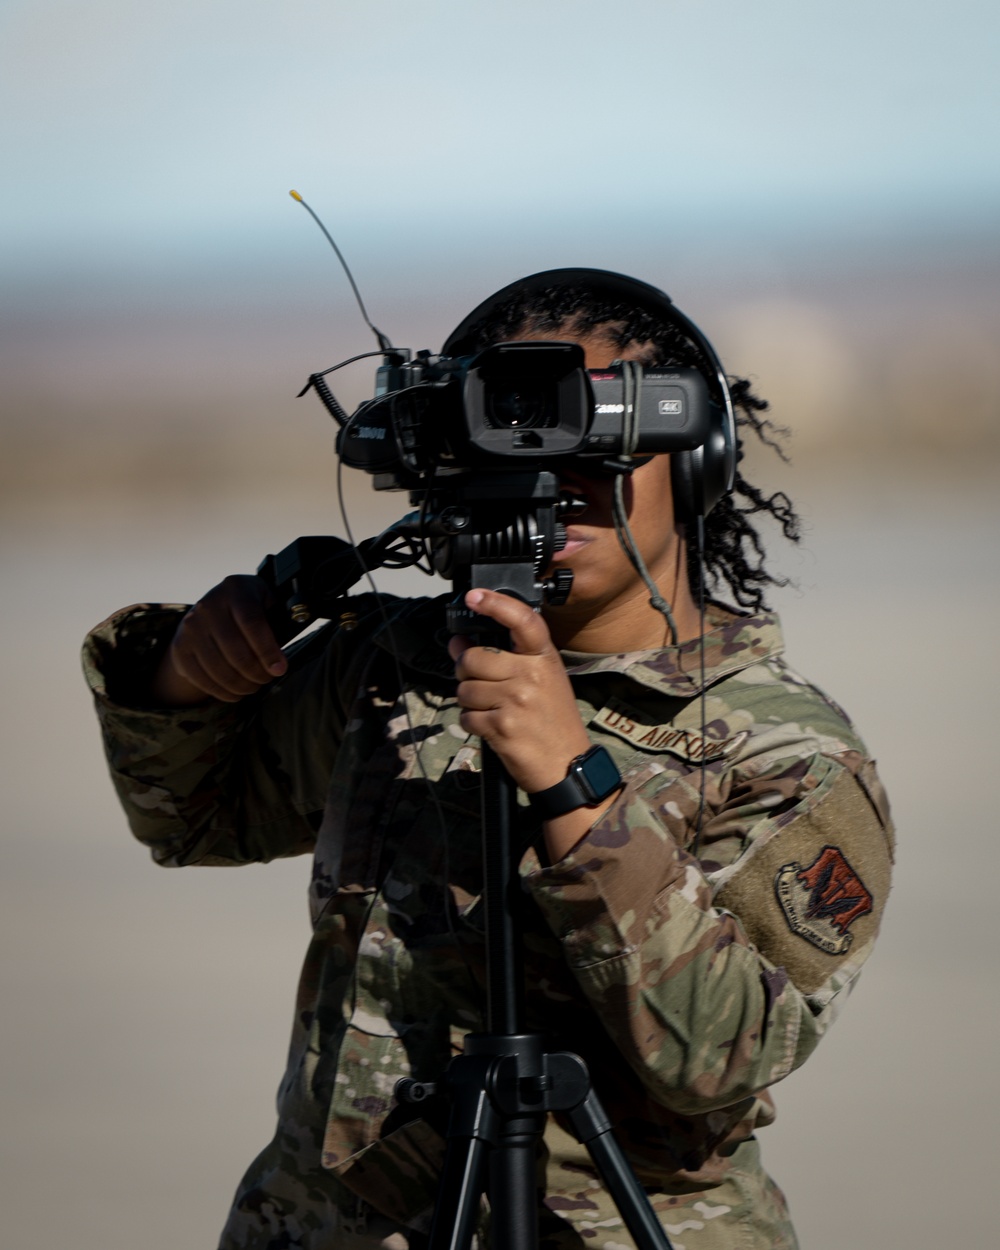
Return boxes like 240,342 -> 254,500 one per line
398,733 -> 674,1250
258,474 -> 675,1250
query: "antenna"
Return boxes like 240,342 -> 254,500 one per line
289,190 -> 394,352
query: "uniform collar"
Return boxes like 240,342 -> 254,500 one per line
559,604 -> 784,697
372,594 -> 785,695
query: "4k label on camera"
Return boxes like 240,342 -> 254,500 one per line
591,698 -> 747,762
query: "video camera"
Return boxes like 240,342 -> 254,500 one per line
268,250 -> 735,638
307,341 -> 713,491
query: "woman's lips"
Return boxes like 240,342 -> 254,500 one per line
551,528 -> 591,561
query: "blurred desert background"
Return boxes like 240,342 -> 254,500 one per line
2,4 -> 999,1249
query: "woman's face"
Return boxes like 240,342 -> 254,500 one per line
514,326 -> 686,636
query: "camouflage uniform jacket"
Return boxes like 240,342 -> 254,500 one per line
82,592 -> 894,1237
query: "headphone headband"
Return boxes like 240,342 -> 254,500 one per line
443,268 -> 681,356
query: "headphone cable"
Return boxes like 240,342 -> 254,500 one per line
691,513 -> 708,857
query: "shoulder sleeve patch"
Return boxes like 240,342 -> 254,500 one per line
713,767 -> 892,995
775,845 -> 872,955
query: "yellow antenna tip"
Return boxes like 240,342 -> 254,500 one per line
289,189 -> 303,202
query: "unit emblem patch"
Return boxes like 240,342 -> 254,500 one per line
774,845 -> 873,955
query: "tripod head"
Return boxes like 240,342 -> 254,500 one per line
426,469 -> 581,636
257,468 -> 584,644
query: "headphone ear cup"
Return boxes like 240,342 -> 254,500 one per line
671,449 -> 698,525
671,404 -> 736,522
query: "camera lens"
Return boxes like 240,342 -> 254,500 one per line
486,382 -> 557,429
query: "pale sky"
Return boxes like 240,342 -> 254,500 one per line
2,0 -> 997,295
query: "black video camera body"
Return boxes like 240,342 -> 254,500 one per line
335,341 -> 713,490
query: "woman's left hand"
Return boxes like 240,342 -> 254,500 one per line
449,588 -> 622,859
447,588 -> 594,795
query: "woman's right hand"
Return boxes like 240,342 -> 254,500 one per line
150,575 -> 288,706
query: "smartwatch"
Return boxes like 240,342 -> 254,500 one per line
528,745 -> 622,819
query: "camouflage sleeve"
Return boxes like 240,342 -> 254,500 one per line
81,602 -> 369,867
523,747 -> 894,1117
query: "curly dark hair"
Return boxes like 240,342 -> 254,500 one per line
456,282 -> 801,610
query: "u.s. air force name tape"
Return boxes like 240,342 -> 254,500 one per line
591,699 -> 748,763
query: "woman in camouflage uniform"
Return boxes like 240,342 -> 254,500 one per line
83,273 -> 894,1249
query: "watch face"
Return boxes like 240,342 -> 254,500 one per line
576,746 -> 622,801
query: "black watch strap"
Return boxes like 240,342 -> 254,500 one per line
528,745 -> 622,819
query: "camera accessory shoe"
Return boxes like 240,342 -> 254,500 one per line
528,745 -> 622,818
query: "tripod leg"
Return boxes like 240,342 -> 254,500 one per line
428,1132 -> 490,1250
566,1092 -> 674,1250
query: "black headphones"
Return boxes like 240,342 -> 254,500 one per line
443,268 -> 737,521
